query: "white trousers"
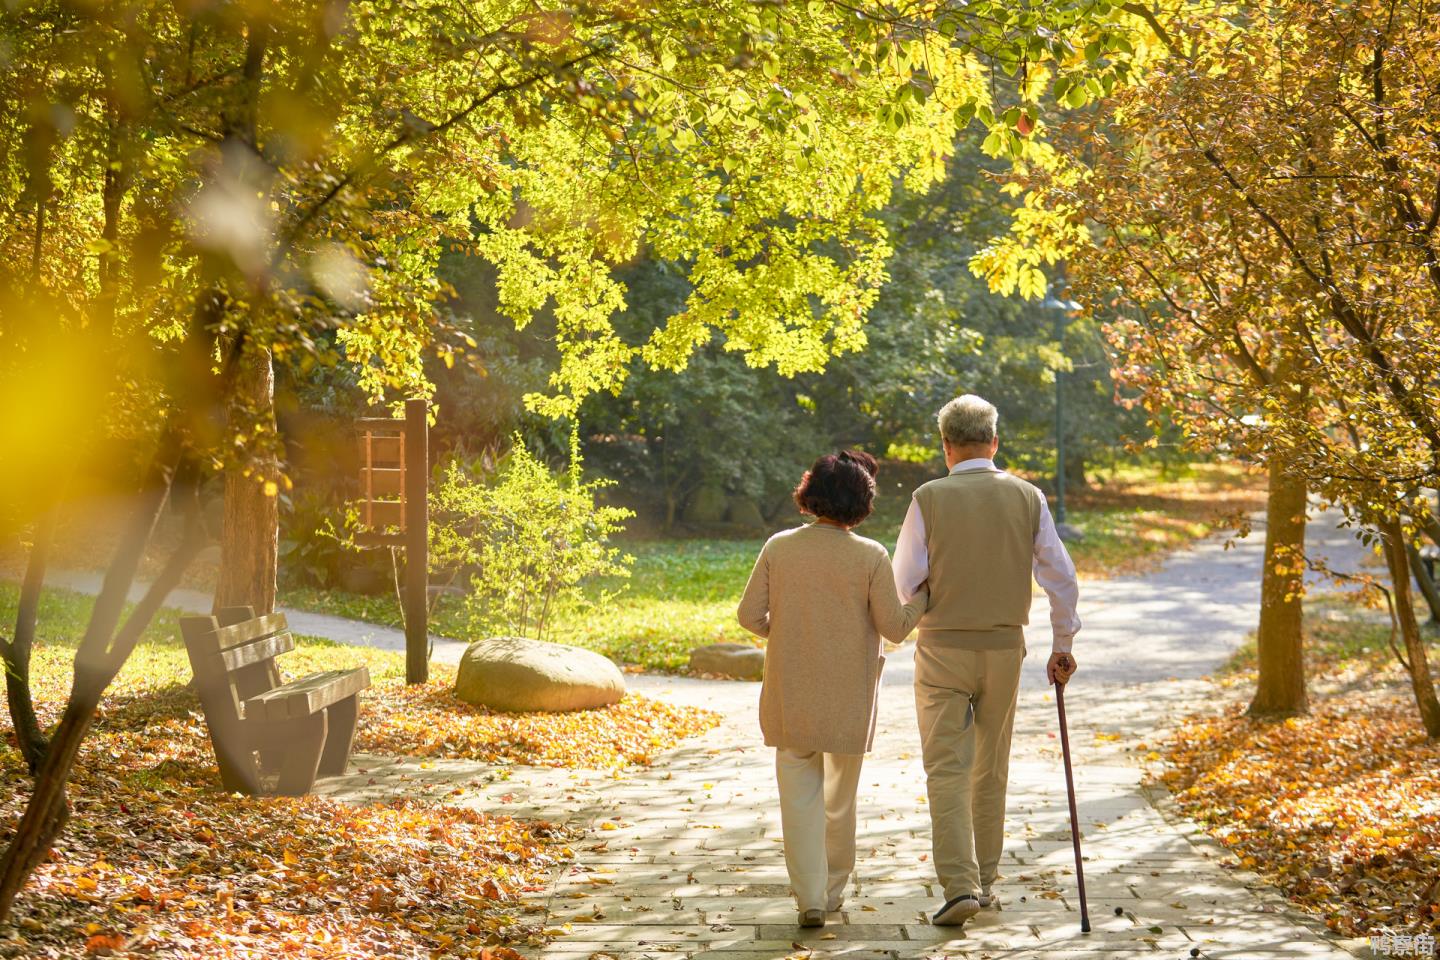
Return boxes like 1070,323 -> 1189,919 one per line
774,748 -> 865,912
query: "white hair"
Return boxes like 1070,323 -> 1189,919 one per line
937,394 -> 998,446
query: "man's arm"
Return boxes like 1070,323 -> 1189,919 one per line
893,498 -> 929,603
1034,496 -> 1080,660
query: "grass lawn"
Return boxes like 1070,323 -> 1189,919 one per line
284,537 -> 761,672
0,582 -> 717,958
1161,596 -> 1440,940
1057,462 -> 1267,577
283,462 -> 1266,672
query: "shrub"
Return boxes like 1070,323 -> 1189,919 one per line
431,433 -> 632,641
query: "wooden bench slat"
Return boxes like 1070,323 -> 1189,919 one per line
211,613 -> 289,650
180,610 -> 371,796
219,632 -> 296,672
245,666 -> 371,724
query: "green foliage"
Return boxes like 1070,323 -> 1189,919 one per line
0,0 -> 1169,515
797,134 -> 1147,483
277,464 -> 1263,671
547,539 -> 763,670
574,134 -> 1151,518
578,260 -> 827,526
430,434 -> 633,641
278,489 -> 362,589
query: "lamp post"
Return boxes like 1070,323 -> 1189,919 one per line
1042,289 -> 1082,541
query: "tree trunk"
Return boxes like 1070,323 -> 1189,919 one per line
213,347 -> 279,615
1063,448 -> 1089,491
4,506 -> 57,773
1380,519 -> 1440,739
1247,462 -> 1308,717
1407,543 -> 1440,624
0,266 -> 230,920
0,434 -> 199,922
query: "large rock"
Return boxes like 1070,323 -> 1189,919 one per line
689,642 -> 765,681
455,637 -> 626,713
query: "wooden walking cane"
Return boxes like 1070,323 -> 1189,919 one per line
1054,678 -> 1092,933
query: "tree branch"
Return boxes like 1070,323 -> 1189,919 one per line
282,47 -> 603,251
1119,3 -> 1185,59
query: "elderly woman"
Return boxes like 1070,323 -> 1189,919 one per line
736,450 -> 928,928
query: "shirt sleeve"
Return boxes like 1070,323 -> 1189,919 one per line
893,498 -> 929,603
736,542 -> 771,639
1033,497 -> 1081,654
869,551 -> 929,643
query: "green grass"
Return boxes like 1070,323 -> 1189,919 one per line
1,580 -> 409,734
2,582 -> 717,767
276,463 -> 1266,673
284,538 -> 764,672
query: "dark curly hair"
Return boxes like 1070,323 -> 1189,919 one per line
792,450 -> 879,527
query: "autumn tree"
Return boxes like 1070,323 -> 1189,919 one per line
975,0 -> 1440,735
0,0 -> 1171,919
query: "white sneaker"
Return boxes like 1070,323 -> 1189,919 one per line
978,889 -> 999,908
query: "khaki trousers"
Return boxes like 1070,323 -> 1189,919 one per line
774,748 -> 865,912
913,642 -> 1025,901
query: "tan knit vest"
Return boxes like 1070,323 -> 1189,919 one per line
914,467 -> 1042,649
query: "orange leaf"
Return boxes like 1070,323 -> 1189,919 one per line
84,933 -> 127,955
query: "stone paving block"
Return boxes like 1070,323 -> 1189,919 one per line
756,923 -> 907,941
547,902 -> 707,925
687,951 -> 904,960
466,632 -> 1358,960
852,880 -> 936,899
563,882 -> 716,897
535,937 -> 848,953
532,945 -> 912,960
837,908 -> 931,925
546,923 -> 762,944
687,898 -> 825,924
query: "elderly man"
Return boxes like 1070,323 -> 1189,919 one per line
893,394 -> 1081,926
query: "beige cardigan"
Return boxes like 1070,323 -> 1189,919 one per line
737,524 -> 928,755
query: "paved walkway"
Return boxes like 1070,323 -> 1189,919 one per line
38,569 -> 473,663
319,509 -> 1372,959
33,509 -> 1378,957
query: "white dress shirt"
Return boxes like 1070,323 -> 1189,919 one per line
892,458 -> 1081,654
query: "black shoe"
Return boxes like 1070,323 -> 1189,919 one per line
932,894 -> 982,926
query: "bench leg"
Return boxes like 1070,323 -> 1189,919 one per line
257,745 -> 285,774
318,695 -> 360,777
273,710 -> 327,796
213,739 -> 262,795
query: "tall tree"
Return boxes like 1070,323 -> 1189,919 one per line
0,0 -> 1159,916
975,0 -> 1440,734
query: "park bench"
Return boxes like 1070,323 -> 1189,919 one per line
179,606 -> 371,796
